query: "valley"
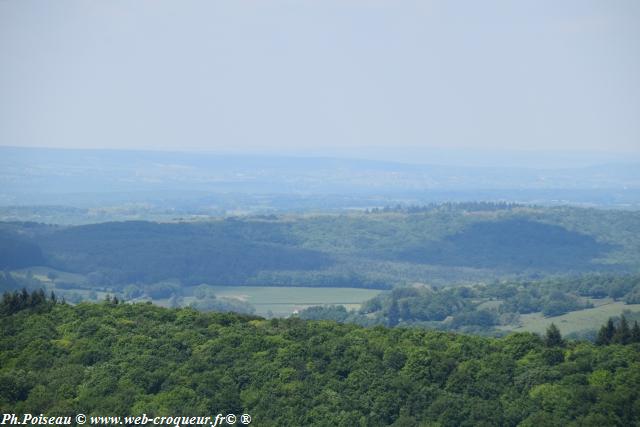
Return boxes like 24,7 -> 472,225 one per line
2,203 -> 640,338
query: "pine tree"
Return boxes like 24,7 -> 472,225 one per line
596,324 -> 609,346
605,318 -> 616,343
631,321 -> 640,343
544,323 -> 563,347
19,288 -> 29,308
33,289 -> 46,306
388,298 -> 400,327
0,291 -> 15,315
613,315 -> 631,345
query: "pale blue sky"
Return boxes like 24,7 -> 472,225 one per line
1,0 -> 638,161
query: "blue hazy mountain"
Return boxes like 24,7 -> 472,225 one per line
1,146 -> 639,210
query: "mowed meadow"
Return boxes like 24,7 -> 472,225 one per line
163,286 -> 382,317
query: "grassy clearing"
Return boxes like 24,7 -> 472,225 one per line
5,269 -> 382,317
190,285 -> 382,317
13,266 -> 87,285
499,299 -> 640,335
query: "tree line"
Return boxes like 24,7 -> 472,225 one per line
596,315 -> 640,346
300,274 -> 640,335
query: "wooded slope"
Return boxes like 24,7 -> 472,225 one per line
1,295 -> 639,426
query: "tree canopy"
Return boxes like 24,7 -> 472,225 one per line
1,291 -> 639,426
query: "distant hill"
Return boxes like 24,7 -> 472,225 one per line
2,146 -> 640,209
0,232 -> 44,270
398,218 -> 612,271
38,220 -> 333,285
1,205 -> 638,289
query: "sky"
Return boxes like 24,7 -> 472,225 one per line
0,0 -> 639,163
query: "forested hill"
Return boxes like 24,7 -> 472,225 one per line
2,205 -> 640,289
1,295 -> 639,426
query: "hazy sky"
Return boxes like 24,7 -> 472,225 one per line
1,0 -> 638,160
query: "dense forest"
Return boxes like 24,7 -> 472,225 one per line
1,291 -> 640,426
1,205 -> 639,291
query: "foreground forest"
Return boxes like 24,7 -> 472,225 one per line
1,292 -> 639,426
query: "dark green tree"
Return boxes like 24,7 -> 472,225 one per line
544,323 -> 563,347
632,321 -> 640,343
19,288 -> 29,306
596,325 -> 610,346
604,318 -> 616,343
612,315 -> 631,345
388,297 -> 400,327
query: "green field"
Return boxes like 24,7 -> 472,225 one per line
499,298 -> 640,335
6,269 -> 383,317
14,266 -> 86,286
185,285 -> 382,317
